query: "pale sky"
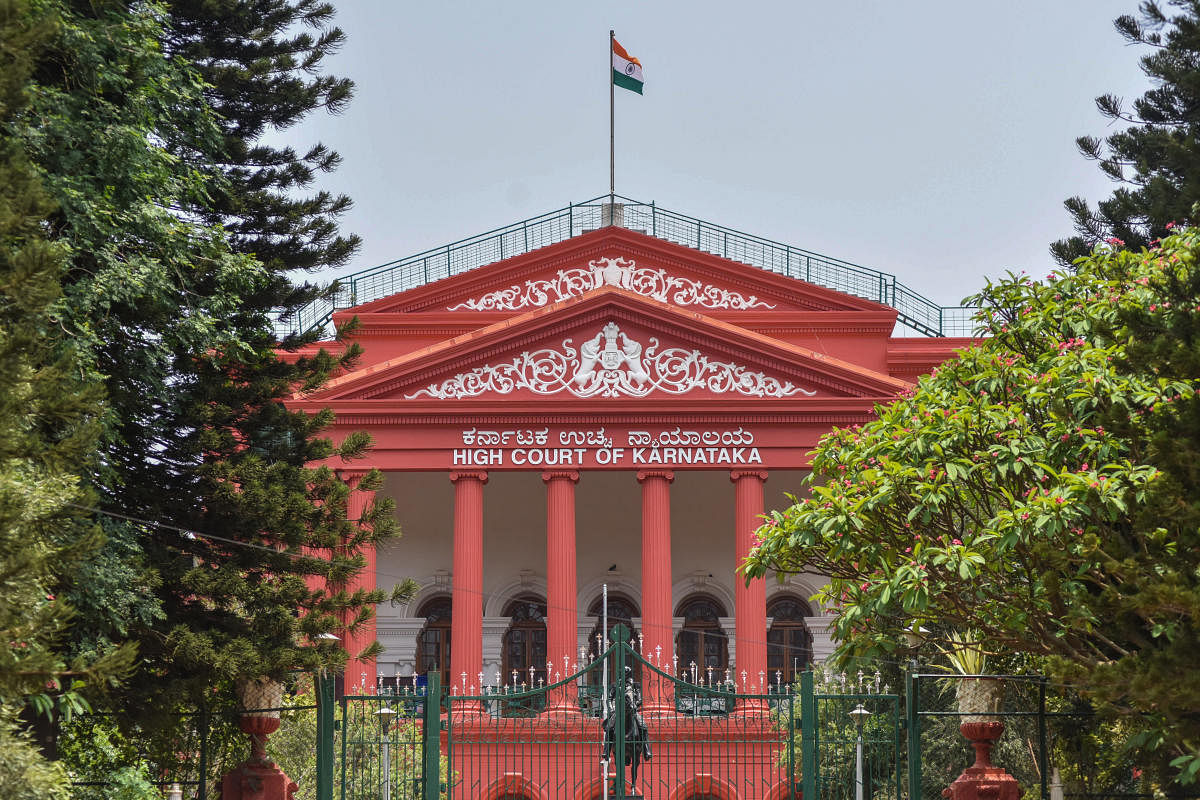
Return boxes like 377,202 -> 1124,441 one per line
282,0 -> 1152,309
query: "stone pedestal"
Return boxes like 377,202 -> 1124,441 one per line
220,716 -> 298,800
942,721 -> 1021,800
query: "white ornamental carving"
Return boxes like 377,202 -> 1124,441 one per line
446,257 -> 775,311
404,321 -> 816,400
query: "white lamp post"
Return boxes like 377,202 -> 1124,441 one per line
375,704 -> 398,800
850,704 -> 871,800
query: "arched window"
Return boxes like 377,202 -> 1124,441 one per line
587,594 -> 640,654
767,595 -> 813,684
501,595 -> 547,687
587,594 -> 641,684
675,595 -> 728,681
417,596 -> 452,689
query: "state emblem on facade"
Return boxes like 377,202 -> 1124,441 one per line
405,320 -> 815,400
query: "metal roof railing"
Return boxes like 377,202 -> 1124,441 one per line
274,194 -> 980,339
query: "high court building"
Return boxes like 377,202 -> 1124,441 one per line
284,198 -> 971,699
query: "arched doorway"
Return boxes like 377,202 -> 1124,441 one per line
416,595 -> 452,689
501,594 -> 547,687
674,594 -> 728,682
767,594 -> 813,684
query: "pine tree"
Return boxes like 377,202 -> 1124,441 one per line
0,0 -> 134,791
13,0 -> 408,726
1054,0 -> 1200,265
163,0 -> 360,284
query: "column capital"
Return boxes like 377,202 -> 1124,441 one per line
541,470 -> 580,484
449,470 -> 489,485
636,469 -> 675,484
336,468 -> 372,486
730,469 -> 769,483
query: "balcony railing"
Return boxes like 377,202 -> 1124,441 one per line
274,194 -> 980,339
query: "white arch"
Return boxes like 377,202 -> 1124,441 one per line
400,573 -> 454,618
577,573 -> 641,618
671,575 -> 735,617
484,574 -> 549,618
766,573 -> 828,612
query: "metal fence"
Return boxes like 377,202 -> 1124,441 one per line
274,195 -> 981,340
904,669 -> 1200,800
74,664 -> 1192,800
60,698 -> 321,800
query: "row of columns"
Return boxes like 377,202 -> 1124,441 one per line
447,468 -> 768,706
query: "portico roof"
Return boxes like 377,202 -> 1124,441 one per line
307,285 -> 910,405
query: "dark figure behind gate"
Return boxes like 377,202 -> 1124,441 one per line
601,666 -> 652,785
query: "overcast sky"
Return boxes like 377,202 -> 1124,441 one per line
281,1 -> 1153,308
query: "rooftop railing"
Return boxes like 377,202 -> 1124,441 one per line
274,194 -> 980,339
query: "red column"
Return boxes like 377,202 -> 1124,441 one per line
339,470 -> 378,688
732,470 -> 769,697
543,470 -> 579,711
450,471 -> 487,697
638,469 -> 674,711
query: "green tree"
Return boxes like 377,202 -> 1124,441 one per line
746,231 -> 1200,788
163,0 -> 360,285
1054,0 -> 1200,264
11,0 -> 408,728
0,0 -> 135,793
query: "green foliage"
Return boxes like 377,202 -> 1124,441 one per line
1054,1 -> 1200,264
747,229 -> 1200,786
164,0 -> 362,276
0,709 -> 70,800
0,0 -> 136,794
934,630 -> 987,676
3,0 -> 412,738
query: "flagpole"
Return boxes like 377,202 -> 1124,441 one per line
609,29 -> 615,218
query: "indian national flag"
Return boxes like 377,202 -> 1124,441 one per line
612,38 -> 644,95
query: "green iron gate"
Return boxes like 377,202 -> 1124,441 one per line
798,670 -> 903,800
332,673 -> 442,800
324,629 -> 903,800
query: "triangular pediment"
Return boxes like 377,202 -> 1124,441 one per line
312,288 -> 908,403
342,226 -> 889,319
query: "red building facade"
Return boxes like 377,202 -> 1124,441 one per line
284,212 -> 967,797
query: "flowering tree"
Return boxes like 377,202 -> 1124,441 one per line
745,229 -> 1200,786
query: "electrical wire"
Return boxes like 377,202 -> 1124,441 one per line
64,501 -> 1104,691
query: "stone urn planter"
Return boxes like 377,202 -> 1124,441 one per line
943,677 -> 1019,800
236,677 -> 285,762
221,678 -> 298,800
